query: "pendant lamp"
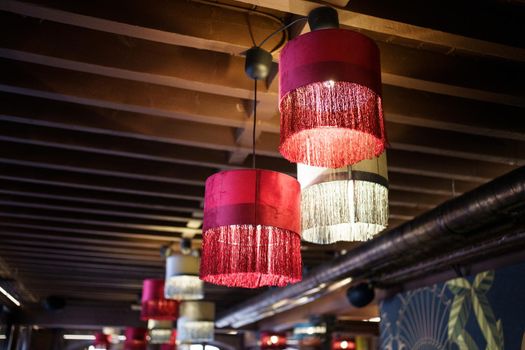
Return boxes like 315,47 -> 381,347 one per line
260,331 -> 287,349
200,169 -> 301,288
200,48 -> 302,289
279,7 -> 386,168
165,253 -> 204,300
332,337 -> 356,350
141,279 -> 179,321
123,328 -> 147,350
298,153 -> 388,244
93,332 -> 110,350
147,320 -> 174,344
177,301 -> 215,345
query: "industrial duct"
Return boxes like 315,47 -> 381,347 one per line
216,167 -> 525,328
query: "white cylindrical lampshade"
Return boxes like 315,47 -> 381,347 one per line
165,254 -> 204,300
147,320 -> 174,344
176,301 -> 215,344
298,153 -> 389,244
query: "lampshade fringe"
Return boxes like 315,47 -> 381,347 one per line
280,82 -> 386,168
301,180 -> 388,244
200,225 -> 302,288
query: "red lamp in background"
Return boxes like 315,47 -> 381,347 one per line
279,7 -> 386,168
93,332 -> 110,350
159,330 -> 177,350
141,279 -> 178,321
260,331 -> 287,349
332,337 -> 356,350
123,328 -> 147,350
200,169 -> 302,288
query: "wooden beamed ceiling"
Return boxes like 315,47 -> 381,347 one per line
0,0 -> 523,319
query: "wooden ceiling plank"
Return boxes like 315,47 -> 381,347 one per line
232,0 -> 525,62
2,1 -> 524,105
0,230 -> 165,249
1,64 -> 524,165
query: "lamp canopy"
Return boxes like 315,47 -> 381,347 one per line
298,153 -> 389,243
279,24 -> 386,168
141,279 -> 179,321
200,169 -> 302,288
165,254 -> 204,300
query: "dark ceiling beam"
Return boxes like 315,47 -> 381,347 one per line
232,0 -> 525,62
0,239 -> 159,257
1,65 -> 524,165
1,16 -> 524,110
0,122 -> 516,184
1,251 -> 163,268
2,58 -> 523,147
0,245 -> 163,263
2,0 -> 524,102
3,257 -> 163,274
0,195 -> 423,224
0,229 -> 169,249
0,0 -> 283,56
0,14 -> 278,109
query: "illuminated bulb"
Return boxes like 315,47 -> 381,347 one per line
340,341 -> 348,349
270,335 -> 279,344
323,80 -> 335,88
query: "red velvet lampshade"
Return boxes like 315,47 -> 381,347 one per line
123,328 -> 147,350
260,331 -> 287,349
279,28 -> 386,168
141,279 -> 178,321
93,332 -> 110,350
200,169 -> 302,288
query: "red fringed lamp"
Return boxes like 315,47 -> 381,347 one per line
123,328 -> 147,350
260,331 -> 287,349
141,279 -> 178,321
200,169 -> 301,288
279,7 -> 386,168
93,332 -> 110,350
332,337 -> 356,350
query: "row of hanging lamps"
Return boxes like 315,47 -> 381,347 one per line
141,279 -> 179,321
176,301 -> 215,345
260,331 -> 287,349
165,240 -> 204,300
298,153 -> 389,244
123,328 -> 147,350
279,7 -> 387,168
93,332 -> 110,350
200,46 -> 302,288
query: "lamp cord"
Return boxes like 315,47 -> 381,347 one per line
258,17 -> 307,49
252,79 -> 257,169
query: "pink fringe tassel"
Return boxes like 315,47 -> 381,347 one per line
279,82 -> 387,168
200,225 -> 302,288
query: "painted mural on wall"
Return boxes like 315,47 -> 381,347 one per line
379,261 -> 525,349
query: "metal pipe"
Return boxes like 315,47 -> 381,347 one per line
216,167 -> 525,327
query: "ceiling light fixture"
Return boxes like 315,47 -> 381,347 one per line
200,40 -> 301,289
279,7 -> 386,168
298,153 -> 389,243
165,240 -> 204,300
141,279 -> 178,321
177,301 -> 215,345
